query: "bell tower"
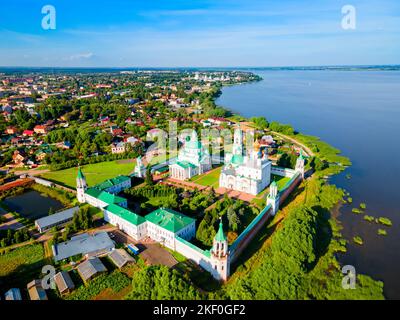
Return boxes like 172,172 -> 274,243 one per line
76,166 -> 87,203
233,125 -> 243,156
295,149 -> 305,179
210,219 -> 230,281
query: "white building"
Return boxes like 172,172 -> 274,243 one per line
219,127 -> 272,195
169,131 -> 211,180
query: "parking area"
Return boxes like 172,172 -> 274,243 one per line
109,229 -> 178,268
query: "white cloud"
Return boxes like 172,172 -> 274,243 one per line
68,52 -> 94,60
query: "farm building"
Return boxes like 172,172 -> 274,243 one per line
52,232 -> 115,262
4,288 -> 22,300
77,257 -> 107,283
54,271 -> 75,295
35,206 -> 79,233
27,279 -> 48,300
108,248 -> 135,269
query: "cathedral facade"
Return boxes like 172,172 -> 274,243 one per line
219,127 -> 272,195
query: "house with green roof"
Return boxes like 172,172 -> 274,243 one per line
93,175 -> 131,194
84,187 -> 128,209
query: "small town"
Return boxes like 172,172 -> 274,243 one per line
1,0 -> 394,305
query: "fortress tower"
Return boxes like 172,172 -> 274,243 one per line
76,166 -> 87,203
134,156 -> 146,178
267,179 -> 280,215
210,219 -> 230,281
295,149 -> 306,179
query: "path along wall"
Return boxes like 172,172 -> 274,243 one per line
278,172 -> 302,204
229,204 -> 273,263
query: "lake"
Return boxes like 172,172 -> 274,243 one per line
3,190 -> 65,220
217,70 -> 400,299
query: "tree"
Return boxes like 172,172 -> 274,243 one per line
250,116 -> 269,130
145,166 -> 154,186
126,265 -> 201,300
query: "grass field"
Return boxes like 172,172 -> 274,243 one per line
189,166 -> 222,188
0,244 -> 45,292
40,160 -> 136,188
273,175 -> 291,190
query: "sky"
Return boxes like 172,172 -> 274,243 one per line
0,0 -> 399,67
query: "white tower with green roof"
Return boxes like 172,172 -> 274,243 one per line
295,149 -> 305,179
76,166 -> 87,203
232,124 -> 243,156
267,179 -> 280,215
210,219 -> 230,281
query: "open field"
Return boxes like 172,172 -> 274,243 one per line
189,166 -> 222,188
40,160 -> 136,188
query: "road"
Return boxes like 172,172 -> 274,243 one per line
272,131 -> 315,157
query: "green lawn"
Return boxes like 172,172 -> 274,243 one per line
273,174 -> 291,191
190,166 -> 222,188
40,160 -> 136,188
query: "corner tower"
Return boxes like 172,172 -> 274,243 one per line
295,149 -> 305,179
210,219 -> 230,281
267,179 -> 280,215
76,166 -> 87,203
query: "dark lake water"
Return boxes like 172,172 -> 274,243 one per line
3,190 -> 65,220
217,70 -> 400,299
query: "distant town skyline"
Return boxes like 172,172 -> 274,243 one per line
1,0 -> 399,67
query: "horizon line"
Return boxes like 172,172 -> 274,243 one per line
0,64 -> 399,70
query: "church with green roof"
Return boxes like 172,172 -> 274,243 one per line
169,130 -> 212,180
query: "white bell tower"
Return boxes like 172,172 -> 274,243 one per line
76,166 -> 87,203
295,149 -> 306,179
233,125 -> 243,156
210,219 -> 230,281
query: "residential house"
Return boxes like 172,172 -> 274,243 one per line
34,125 -> 48,134
111,142 -> 126,154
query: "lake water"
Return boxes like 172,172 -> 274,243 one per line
217,70 -> 400,299
3,190 -> 65,220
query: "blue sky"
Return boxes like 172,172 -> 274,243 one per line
0,0 -> 399,67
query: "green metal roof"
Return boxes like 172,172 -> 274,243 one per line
105,204 -> 145,226
231,154 -> 244,165
94,175 -> 131,191
145,208 -> 195,233
85,188 -> 126,205
298,149 -> 305,160
215,219 -> 227,242
175,161 -> 196,169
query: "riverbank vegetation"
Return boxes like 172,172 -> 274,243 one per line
215,175 -> 383,300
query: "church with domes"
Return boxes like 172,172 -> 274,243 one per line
169,131 -> 212,180
219,126 -> 272,195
